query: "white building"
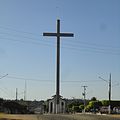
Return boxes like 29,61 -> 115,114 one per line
48,95 -> 66,114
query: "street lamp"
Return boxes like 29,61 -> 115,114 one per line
0,74 -> 8,79
99,73 -> 111,114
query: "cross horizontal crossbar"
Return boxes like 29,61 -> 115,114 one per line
43,33 -> 74,37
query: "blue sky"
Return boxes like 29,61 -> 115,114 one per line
0,0 -> 120,101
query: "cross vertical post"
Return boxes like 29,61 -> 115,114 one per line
56,19 -> 60,105
43,19 -> 74,113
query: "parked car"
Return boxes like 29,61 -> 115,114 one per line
113,107 -> 120,114
100,106 -> 109,114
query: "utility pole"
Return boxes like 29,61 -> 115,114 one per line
99,73 -> 112,114
108,73 -> 111,114
16,88 -> 18,101
82,86 -> 88,113
24,80 -> 27,101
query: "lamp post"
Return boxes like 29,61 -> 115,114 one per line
99,73 -> 111,114
0,74 -> 8,79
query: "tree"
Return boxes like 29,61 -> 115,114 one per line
79,104 -> 84,110
91,97 -> 97,101
101,100 -> 109,106
0,98 -> 4,112
3,101 -> 27,114
101,100 -> 120,108
67,100 -> 83,113
0,98 -> 4,106
85,104 -> 92,112
87,101 -> 102,112
72,105 -> 81,113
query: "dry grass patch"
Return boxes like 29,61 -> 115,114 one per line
110,114 -> 120,118
0,114 -> 120,120
0,114 -> 37,120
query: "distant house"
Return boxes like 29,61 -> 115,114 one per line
27,100 -> 44,114
34,107 -> 44,114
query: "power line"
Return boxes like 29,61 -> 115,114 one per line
0,75 -> 104,83
0,87 -> 10,97
0,25 -> 41,37
0,26 -> 120,55
0,37 -> 120,55
6,76 -> 52,82
0,30 -> 119,50
0,33 -> 119,52
62,45 -> 120,55
64,39 -> 120,49
0,26 -> 120,49
0,31 -> 119,51
0,32 -> 45,43
63,40 -> 120,50
0,37 -> 54,47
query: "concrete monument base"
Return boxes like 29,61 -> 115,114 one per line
48,95 -> 66,114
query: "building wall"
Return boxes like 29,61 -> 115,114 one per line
48,97 -> 66,114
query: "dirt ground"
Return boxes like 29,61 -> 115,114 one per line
0,114 -> 120,120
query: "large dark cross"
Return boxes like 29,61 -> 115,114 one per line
43,19 -> 74,111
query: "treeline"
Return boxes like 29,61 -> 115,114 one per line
66,97 -> 120,113
0,97 -> 120,114
0,98 -> 28,114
